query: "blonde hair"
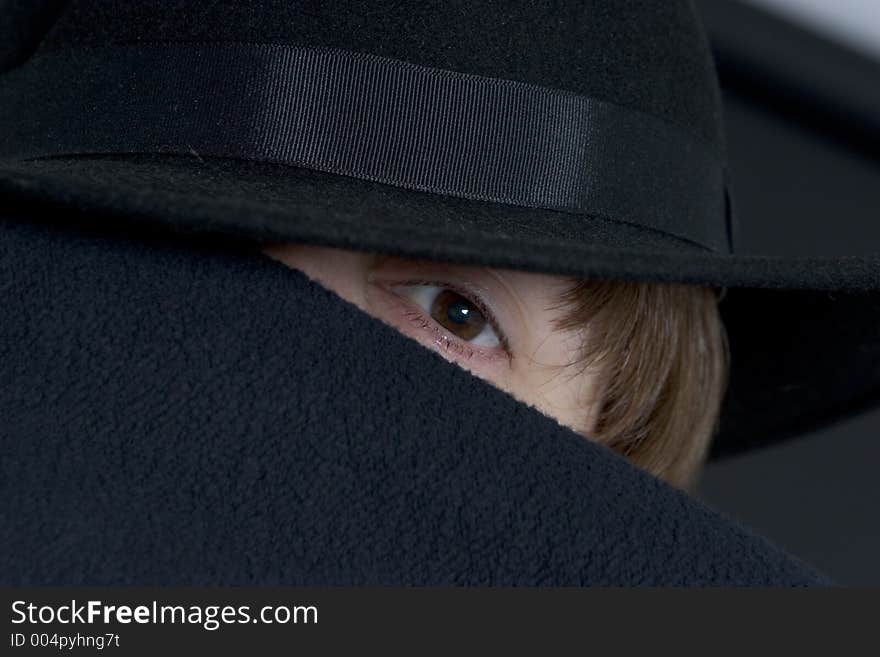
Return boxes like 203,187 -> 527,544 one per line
553,279 -> 729,490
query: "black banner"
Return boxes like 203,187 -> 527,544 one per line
2,588 -> 876,654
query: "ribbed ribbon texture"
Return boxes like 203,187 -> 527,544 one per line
0,43 -> 729,251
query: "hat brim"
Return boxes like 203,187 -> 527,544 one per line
2,152 -> 879,459
2,154 -> 879,291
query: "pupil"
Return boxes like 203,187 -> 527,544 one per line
447,299 -> 471,324
430,290 -> 486,341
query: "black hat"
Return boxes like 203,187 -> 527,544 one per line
1,0 -> 879,458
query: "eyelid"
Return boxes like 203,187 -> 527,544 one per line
386,279 -> 512,355
367,257 -> 526,330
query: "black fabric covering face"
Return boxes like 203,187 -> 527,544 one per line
2,158 -> 879,458
0,218 -> 829,586
2,0 -> 880,458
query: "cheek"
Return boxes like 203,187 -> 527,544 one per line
504,367 -> 602,437
506,330 -> 603,436
262,244 -> 372,310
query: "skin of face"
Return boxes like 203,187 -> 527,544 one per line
262,243 -> 605,436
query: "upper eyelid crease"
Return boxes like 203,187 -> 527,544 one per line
367,257 -> 525,336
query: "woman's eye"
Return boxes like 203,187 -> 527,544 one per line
396,285 -> 502,348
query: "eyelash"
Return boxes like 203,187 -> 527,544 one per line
390,279 -> 512,361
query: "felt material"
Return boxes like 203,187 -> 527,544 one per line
37,0 -> 725,153
3,169 -> 880,459
718,287 -> 880,457
0,0 -> 67,74
0,217 -> 830,585
0,43 -> 729,252
1,0 -> 878,457
3,155 -> 880,290
0,1 -> 736,262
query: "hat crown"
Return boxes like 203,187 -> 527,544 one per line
38,0 -> 724,154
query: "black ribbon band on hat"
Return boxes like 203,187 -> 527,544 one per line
0,43 -> 730,252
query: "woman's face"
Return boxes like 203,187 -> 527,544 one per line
264,243 -> 604,436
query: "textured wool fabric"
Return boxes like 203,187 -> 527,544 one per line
1,1 -> 879,456
0,217 -> 830,585
3,160 -> 880,458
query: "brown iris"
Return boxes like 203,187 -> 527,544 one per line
429,290 -> 487,341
